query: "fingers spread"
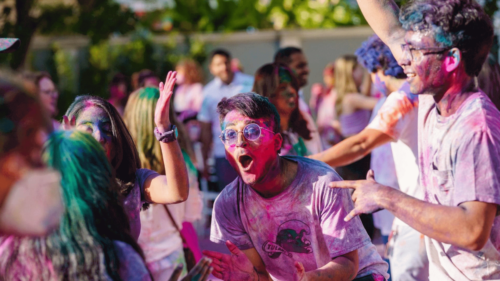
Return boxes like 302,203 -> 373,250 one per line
202,250 -> 223,260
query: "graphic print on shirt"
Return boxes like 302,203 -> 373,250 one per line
262,219 -> 313,259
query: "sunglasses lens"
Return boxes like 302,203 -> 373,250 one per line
223,129 -> 237,144
244,124 -> 261,141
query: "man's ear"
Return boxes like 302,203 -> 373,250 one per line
444,48 -> 461,72
274,133 -> 283,154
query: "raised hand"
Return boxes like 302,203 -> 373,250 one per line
155,71 -> 177,132
203,240 -> 258,281
329,169 -> 387,222
62,115 -> 76,130
168,257 -> 213,281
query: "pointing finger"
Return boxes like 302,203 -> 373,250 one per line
329,180 -> 361,190
366,169 -> 375,181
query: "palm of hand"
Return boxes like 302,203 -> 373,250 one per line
221,252 -> 256,281
155,71 -> 176,131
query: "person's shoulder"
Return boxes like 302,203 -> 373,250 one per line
234,72 -> 254,84
460,92 -> 500,133
113,241 -> 151,281
285,156 -> 342,182
213,177 -> 241,209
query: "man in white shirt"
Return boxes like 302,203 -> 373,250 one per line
331,1 -> 500,280
311,35 -> 428,281
199,49 -> 254,191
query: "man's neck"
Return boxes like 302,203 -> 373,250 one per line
220,72 -> 235,85
433,74 -> 476,117
251,157 -> 298,199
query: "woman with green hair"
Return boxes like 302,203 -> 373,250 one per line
123,86 -> 204,280
0,130 -> 150,280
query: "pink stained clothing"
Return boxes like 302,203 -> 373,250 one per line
418,92 -> 500,280
181,221 -> 202,262
174,83 -> 204,113
340,109 -> 372,137
210,156 -> 389,280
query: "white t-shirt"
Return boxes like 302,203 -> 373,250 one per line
198,72 -> 254,158
211,156 -> 389,280
418,92 -> 500,280
367,83 -> 421,228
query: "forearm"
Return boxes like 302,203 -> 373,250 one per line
378,187 -> 494,250
160,141 -> 189,202
305,256 -> 357,281
311,135 -> 370,167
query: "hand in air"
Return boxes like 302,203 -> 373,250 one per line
168,257 -> 213,281
155,71 -> 176,132
62,115 -> 76,130
203,240 -> 257,281
329,169 -> 387,222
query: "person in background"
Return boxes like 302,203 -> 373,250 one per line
478,54 -> 500,111
231,58 -> 244,73
138,69 -> 161,88
198,49 -> 254,191
124,87 -> 204,280
0,130 -> 151,280
63,71 -> 189,241
311,62 -> 343,147
174,58 -> 204,122
24,72 -> 60,130
0,72 -> 63,236
108,73 -> 129,116
253,63 -> 322,156
311,35 -> 429,280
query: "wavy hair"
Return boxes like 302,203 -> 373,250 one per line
355,35 -> 406,78
252,63 -> 311,140
400,0 -> 493,76
0,131 -> 146,280
64,95 -> 140,196
176,59 -> 204,84
123,87 -> 195,175
334,55 -> 362,116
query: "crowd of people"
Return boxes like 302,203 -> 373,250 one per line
2,0 -> 500,280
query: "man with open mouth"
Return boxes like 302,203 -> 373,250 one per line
203,92 -> 388,281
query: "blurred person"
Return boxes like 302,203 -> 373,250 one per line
311,35 -> 429,281
124,87 -> 204,280
0,130 -> 150,280
108,73 -> 129,116
231,58 -> 244,73
132,71 -> 141,91
174,58 -> 204,121
334,0 -> 500,280
203,92 -> 389,281
24,72 -> 61,130
253,63 -> 322,156
198,49 -> 254,191
63,71 -> 189,241
0,72 -> 63,236
478,54 -> 500,111
138,69 -> 161,88
311,63 -> 343,147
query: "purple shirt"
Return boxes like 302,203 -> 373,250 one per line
122,169 -> 159,240
418,92 -> 500,280
210,156 -> 388,280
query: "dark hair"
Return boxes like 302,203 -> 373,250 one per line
64,95 -> 140,196
253,63 -> 312,140
137,69 -> 158,88
355,35 -> 406,78
400,0 -> 493,77
274,47 -> 303,65
210,49 -> 231,62
478,54 -> 500,111
110,73 -> 127,86
217,92 -> 281,134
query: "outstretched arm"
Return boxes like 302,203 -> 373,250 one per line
296,250 -> 358,281
357,0 -> 406,61
144,71 -> 189,204
331,171 -> 497,251
310,128 -> 393,167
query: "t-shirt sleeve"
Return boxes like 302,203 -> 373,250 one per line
368,91 -> 418,140
210,186 -> 254,250
114,241 -> 151,281
453,129 -> 500,206
198,89 -> 212,123
319,174 -> 371,258
135,169 -> 160,203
